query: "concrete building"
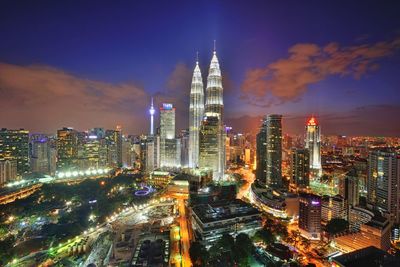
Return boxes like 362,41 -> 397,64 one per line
199,114 -> 222,180
159,103 -> 179,168
321,195 -> 346,223
0,128 -> 29,176
57,127 -> 78,171
190,199 -> 262,247
299,193 -> 321,240
291,148 -> 310,189
0,159 -> 17,184
367,150 -> 400,223
331,246 -> 400,267
348,206 -> 374,232
334,215 -> 391,252
305,117 -> 322,177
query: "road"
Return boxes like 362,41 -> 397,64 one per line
177,198 -> 192,267
236,168 -> 255,200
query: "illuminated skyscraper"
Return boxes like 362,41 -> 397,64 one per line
199,114 -> 220,178
204,46 -> 225,180
57,127 -> 78,171
291,148 -> 310,189
299,193 -> 322,240
305,116 -> 322,176
149,97 -> 155,136
256,119 -> 267,185
0,128 -> 30,177
188,56 -> 204,168
367,150 -> 400,223
160,103 -> 179,167
104,127 -> 123,168
266,114 -> 282,188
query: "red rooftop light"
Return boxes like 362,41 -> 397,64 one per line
307,116 -> 317,126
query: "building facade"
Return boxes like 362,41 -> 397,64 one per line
305,117 -> 322,176
0,128 -> 30,177
299,193 -> 322,240
291,148 -> 310,189
367,150 -> 400,223
56,127 -> 78,171
188,59 -> 204,168
204,49 -> 225,180
199,114 -> 221,179
160,103 -> 179,167
266,115 -> 282,188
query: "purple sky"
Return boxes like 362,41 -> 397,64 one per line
0,0 -> 400,136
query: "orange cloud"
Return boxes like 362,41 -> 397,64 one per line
241,37 -> 400,105
0,63 -> 149,133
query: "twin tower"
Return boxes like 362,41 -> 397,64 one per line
188,48 -> 225,180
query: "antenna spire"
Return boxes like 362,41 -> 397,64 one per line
196,51 -> 199,63
213,40 -> 216,53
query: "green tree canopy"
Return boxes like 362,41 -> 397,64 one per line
326,218 -> 349,235
189,241 -> 209,267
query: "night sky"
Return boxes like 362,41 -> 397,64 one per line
1,0 -> 400,136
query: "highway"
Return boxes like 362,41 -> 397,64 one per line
177,198 -> 192,267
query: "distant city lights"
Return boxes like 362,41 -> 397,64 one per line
56,167 -> 110,179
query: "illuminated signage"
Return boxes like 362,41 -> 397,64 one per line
162,103 -> 173,110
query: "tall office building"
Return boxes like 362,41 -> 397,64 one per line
299,193 -> 322,240
180,129 -> 190,168
57,127 -> 78,171
305,116 -> 322,176
256,119 -> 267,185
199,114 -> 221,179
160,103 -> 179,167
104,127 -> 123,168
291,148 -> 310,189
204,48 -> 225,180
266,115 -> 282,188
0,159 -> 17,184
0,128 -> 30,177
367,150 -> 400,223
31,138 -> 50,173
188,58 -> 204,168
340,168 -> 359,208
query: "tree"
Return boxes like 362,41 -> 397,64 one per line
234,233 -> 253,265
300,237 -> 311,251
253,227 -> 274,245
326,218 -> 349,235
189,241 -> 209,267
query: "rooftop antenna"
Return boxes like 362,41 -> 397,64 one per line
196,51 -> 199,63
213,40 -> 216,54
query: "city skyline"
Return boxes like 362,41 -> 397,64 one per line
2,2 -> 400,267
1,1 -> 400,136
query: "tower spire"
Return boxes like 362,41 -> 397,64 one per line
213,40 -> 216,54
196,51 -> 199,64
149,96 -> 155,135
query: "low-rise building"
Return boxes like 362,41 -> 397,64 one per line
321,195 -> 346,223
333,215 -> 391,252
348,206 -> 374,232
190,199 -> 262,247
331,246 -> 399,267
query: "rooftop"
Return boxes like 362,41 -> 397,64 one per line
192,199 -> 260,224
332,246 -> 399,267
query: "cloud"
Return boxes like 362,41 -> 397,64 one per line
241,37 -> 400,105
0,62 -> 149,133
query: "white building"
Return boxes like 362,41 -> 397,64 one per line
305,116 -> 322,176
